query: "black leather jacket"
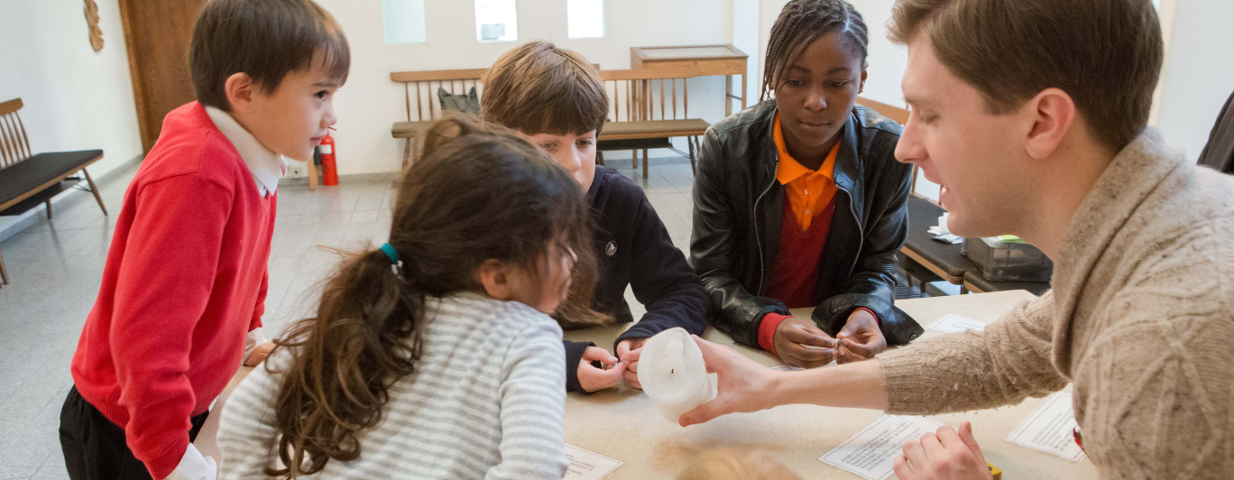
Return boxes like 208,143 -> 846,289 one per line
691,101 -> 918,348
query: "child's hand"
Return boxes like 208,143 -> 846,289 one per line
835,310 -> 886,364
615,338 -> 647,389
894,422 -> 992,480
774,317 -> 838,368
243,340 -> 276,367
578,346 -> 625,392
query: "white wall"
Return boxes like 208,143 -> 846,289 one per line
315,0 -> 736,175
0,0 -> 144,177
757,0 -> 786,104
732,0 -> 761,110
1153,0 -> 1234,161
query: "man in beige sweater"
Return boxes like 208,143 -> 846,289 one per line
680,0 -> 1234,479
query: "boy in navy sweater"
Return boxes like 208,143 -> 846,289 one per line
481,41 -> 708,393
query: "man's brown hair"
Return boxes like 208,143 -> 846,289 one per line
888,0 -> 1163,150
190,0 -> 350,111
481,41 -> 608,135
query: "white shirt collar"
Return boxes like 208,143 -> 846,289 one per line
204,106 -> 286,197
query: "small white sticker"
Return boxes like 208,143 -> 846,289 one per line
319,145 -> 333,155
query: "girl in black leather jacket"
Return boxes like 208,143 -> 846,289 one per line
691,0 -> 920,369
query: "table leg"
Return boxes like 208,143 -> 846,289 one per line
307,160 -> 319,191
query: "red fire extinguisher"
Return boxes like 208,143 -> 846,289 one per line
320,129 -> 338,186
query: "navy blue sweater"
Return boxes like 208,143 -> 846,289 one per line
563,166 -> 709,392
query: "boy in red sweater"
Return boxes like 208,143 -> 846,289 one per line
58,1 -> 349,479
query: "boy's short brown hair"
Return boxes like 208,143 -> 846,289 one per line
190,0 -> 350,111
888,0 -> 1162,151
481,41 -> 608,135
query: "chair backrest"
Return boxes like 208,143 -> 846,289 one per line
390,69 -> 488,123
855,96 -> 909,125
854,96 -> 922,192
0,98 -> 32,169
599,68 -> 703,123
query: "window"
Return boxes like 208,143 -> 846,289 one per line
567,0 -> 604,39
382,0 -> 428,45
475,0 -> 518,42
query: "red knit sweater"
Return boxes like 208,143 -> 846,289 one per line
758,199 -> 835,353
69,102 -> 276,479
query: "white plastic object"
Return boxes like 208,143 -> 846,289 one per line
637,328 -> 716,422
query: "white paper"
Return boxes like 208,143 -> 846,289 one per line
933,233 -> 964,245
564,444 -> 623,480
820,415 -> 945,480
1005,392 -> 1086,462
929,314 -> 987,333
937,213 -> 951,234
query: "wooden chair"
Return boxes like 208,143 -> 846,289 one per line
0,98 -> 108,286
597,68 -> 710,179
855,96 -> 916,190
853,97 -> 978,293
390,69 -> 488,169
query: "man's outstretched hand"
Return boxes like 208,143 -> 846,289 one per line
678,336 -> 783,427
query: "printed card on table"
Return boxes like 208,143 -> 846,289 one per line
820,415 -> 945,480
929,314 -> 987,334
1005,392 -> 1087,462
564,444 -> 623,480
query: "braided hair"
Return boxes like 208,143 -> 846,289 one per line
761,0 -> 869,102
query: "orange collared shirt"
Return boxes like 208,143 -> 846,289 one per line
774,114 -> 839,231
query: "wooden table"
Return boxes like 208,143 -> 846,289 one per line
563,291 -> 1097,479
631,45 -> 748,117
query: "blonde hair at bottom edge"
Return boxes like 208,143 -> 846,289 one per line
677,449 -> 803,480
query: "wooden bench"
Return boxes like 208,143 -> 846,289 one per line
390,68 -> 488,168
0,98 -> 108,286
597,68 -> 709,179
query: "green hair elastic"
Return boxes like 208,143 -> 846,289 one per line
379,243 -> 403,275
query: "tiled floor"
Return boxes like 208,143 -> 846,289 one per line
0,157 -> 696,479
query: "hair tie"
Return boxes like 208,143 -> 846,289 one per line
379,243 -> 404,276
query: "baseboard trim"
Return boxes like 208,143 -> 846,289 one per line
95,154 -> 145,184
279,171 -> 401,186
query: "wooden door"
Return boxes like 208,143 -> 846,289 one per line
118,0 -> 205,153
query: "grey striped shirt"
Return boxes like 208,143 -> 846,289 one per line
217,292 -> 569,479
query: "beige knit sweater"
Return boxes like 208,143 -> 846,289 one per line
879,128 -> 1234,479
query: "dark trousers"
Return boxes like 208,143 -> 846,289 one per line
59,386 -> 209,480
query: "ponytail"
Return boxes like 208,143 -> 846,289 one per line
266,245 -> 423,477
